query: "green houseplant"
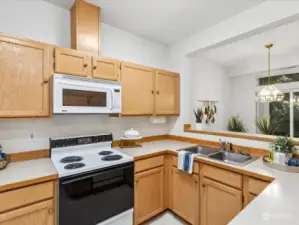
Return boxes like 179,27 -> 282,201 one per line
256,116 -> 281,135
270,136 -> 295,154
227,116 -> 247,132
270,137 -> 295,164
193,108 -> 204,130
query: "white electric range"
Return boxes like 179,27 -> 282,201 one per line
51,136 -> 133,178
50,133 -> 134,225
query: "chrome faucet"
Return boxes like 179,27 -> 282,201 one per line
219,139 -> 227,151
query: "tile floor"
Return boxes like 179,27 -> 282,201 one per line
146,211 -> 187,225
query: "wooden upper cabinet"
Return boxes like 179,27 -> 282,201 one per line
155,70 -> 180,115
71,0 -> 100,55
201,177 -> 242,225
0,35 -> 51,117
0,200 -> 54,225
172,168 -> 199,225
134,167 -> 164,225
92,56 -> 120,81
121,62 -> 155,115
55,47 -> 92,77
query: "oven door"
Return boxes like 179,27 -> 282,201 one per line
59,163 -> 134,225
53,77 -> 113,114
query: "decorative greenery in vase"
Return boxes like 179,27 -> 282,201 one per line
270,136 -> 295,154
193,108 -> 203,123
227,116 -> 247,132
256,116 -> 281,135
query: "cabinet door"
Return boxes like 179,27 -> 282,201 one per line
201,177 -> 242,225
172,168 -> 199,225
121,62 -> 155,115
0,200 -> 54,225
134,167 -> 164,225
92,56 -> 120,81
155,70 -> 180,115
0,35 -> 50,117
55,47 -> 92,77
246,193 -> 256,206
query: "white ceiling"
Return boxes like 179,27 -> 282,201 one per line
201,20 -> 299,69
42,0 -> 264,45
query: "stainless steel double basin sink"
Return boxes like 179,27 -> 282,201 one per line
178,146 -> 259,167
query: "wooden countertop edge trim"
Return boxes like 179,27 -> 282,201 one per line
7,149 -> 50,163
0,174 -> 58,193
184,124 -> 299,146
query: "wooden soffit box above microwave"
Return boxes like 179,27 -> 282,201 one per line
71,0 -> 101,55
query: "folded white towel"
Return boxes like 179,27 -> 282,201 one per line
178,151 -> 195,174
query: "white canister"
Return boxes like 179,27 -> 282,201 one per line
274,152 -> 286,165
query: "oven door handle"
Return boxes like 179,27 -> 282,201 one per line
60,164 -> 133,184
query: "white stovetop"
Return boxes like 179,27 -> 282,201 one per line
51,143 -> 133,178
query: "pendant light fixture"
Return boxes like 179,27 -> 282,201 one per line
256,44 -> 284,102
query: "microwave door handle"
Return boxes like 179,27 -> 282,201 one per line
110,89 -> 114,110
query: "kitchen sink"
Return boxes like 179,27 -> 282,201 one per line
208,151 -> 259,166
178,145 -> 259,167
178,146 -> 219,156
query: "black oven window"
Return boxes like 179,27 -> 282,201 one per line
63,89 -> 107,107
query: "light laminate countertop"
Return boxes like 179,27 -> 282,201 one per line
0,158 -> 57,192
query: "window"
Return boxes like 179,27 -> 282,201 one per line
257,91 -> 299,138
258,73 -> 299,85
256,72 -> 299,137
294,92 -> 299,138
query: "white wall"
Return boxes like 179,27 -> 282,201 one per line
0,0 -> 70,48
100,23 -> 169,69
229,74 -> 257,133
0,1 -> 172,153
191,57 -> 230,130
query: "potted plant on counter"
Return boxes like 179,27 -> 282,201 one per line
193,108 -> 204,130
227,116 -> 247,133
256,116 -> 281,135
270,137 -> 295,164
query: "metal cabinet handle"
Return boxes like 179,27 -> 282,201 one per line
157,91 -> 160,95
43,80 -> 49,84
151,90 -> 154,94
202,184 -> 205,188
48,208 -> 53,215
83,64 -> 88,68
93,66 -> 97,70
135,179 -> 139,184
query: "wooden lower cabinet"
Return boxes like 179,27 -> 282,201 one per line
201,177 -> 242,225
172,167 -> 199,225
0,200 -> 54,225
134,166 -> 164,225
243,176 -> 270,207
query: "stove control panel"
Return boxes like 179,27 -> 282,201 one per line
50,134 -> 113,148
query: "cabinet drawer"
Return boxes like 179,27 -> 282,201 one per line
135,155 -> 164,173
0,182 -> 54,213
201,164 -> 242,189
172,156 -> 199,174
248,178 -> 269,195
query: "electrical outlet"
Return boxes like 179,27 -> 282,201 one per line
30,132 -> 36,141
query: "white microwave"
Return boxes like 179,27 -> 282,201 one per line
52,74 -> 121,114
